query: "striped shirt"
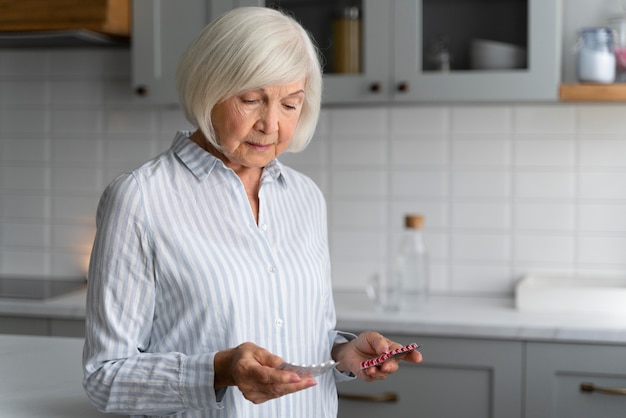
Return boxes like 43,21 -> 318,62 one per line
82,131 -> 354,418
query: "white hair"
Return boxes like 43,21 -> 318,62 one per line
176,7 -> 323,153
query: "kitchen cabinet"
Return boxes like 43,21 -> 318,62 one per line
131,0 -> 562,104
337,335 -> 523,418
0,0 -> 130,47
393,0 -> 561,102
525,342 -> 626,418
0,315 -> 85,337
0,334 -> 124,417
337,326 -> 626,417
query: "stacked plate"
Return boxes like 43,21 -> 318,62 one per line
470,38 -> 527,70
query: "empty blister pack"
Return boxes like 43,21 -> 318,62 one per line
278,360 -> 337,377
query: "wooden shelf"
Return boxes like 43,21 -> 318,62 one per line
559,83 -> 626,102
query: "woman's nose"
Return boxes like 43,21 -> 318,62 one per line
255,106 -> 279,134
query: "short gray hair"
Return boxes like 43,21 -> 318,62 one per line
176,7 -> 323,153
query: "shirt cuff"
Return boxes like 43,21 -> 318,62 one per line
332,331 -> 358,381
180,352 -> 225,410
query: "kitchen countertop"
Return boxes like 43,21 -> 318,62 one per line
0,287 -> 87,319
335,292 -> 626,345
0,334 -> 124,418
2,288 -> 626,345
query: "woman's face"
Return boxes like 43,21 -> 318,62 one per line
210,79 -> 306,170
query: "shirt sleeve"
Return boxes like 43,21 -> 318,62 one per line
322,266 -> 357,382
82,173 -> 224,415
331,332 -> 358,381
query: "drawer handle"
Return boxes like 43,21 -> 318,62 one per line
580,382 -> 626,396
338,392 -> 399,403
369,82 -> 382,93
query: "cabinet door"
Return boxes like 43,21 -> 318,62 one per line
394,0 -> 561,102
261,0 -> 392,104
526,342 -> 626,418
337,335 -> 523,418
132,0 -> 210,103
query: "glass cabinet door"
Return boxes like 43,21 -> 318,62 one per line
265,0 -> 392,103
394,0 -> 561,102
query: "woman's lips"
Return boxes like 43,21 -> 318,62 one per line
246,142 -> 272,151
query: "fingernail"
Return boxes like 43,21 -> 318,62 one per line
290,375 -> 302,383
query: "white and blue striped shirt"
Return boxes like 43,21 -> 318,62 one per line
83,132 -> 353,418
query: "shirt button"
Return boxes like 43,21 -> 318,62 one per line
275,318 -> 284,327
261,223 -> 268,231
269,266 -> 276,273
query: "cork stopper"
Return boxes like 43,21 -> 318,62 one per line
405,214 -> 424,229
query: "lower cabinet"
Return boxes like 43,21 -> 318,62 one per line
337,335 -> 523,418
525,342 -> 626,418
0,316 -> 85,337
338,333 -> 626,418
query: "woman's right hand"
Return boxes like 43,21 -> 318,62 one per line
214,342 -> 317,404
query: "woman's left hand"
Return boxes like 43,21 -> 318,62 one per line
331,331 -> 422,381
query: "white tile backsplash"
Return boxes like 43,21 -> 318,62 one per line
389,106 -> 448,134
391,170 -> 448,198
514,234 -> 575,264
514,202 -> 575,231
451,136 -> 511,167
390,137 -> 448,166
579,172 -> 626,199
514,137 -> 575,167
2,49 -> 626,294
578,204 -> 626,232
514,171 -> 575,199
452,171 -> 510,198
452,202 -> 511,230
579,137 -> 626,167
451,106 -> 512,133
514,105 -> 576,134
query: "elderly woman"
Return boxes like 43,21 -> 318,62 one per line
82,6 -> 421,418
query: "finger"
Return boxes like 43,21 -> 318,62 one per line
364,332 -> 391,354
244,377 -> 317,404
404,350 -> 423,364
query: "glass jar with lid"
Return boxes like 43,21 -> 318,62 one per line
576,27 -> 616,84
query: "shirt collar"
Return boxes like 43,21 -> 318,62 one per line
172,131 -> 288,187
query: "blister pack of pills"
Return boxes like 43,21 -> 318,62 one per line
277,360 -> 337,377
359,343 -> 420,369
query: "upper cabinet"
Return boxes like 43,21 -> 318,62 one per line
131,0 -> 562,104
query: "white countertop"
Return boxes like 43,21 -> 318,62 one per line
2,288 -> 626,345
0,288 -> 87,319
0,334 -> 124,418
335,291 -> 626,345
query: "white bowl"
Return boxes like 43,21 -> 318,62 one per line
470,38 -> 526,70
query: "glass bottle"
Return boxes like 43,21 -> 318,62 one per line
395,214 -> 429,310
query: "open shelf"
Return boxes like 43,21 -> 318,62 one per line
559,83 -> 626,102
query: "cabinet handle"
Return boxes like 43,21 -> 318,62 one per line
580,382 -> 626,396
397,81 -> 409,93
135,85 -> 149,96
338,392 -> 399,403
369,82 -> 382,93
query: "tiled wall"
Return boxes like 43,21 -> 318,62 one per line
2,49 -> 626,296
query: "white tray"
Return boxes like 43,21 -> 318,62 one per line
515,275 -> 626,316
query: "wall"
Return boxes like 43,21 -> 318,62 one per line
1,48 -> 626,296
